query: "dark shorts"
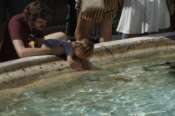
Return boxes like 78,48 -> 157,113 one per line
81,0 -> 119,23
44,39 -> 74,56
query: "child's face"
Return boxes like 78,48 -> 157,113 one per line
72,39 -> 94,60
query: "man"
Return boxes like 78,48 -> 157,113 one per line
9,1 -> 63,57
75,0 -> 119,42
9,1 -> 85,70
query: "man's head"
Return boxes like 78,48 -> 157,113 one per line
24,0 -> 51,31
72,39 -> 94,60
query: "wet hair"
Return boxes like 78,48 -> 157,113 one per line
24,0 -> 51,23
73,39 -> 94,58
81,39 -> 94,56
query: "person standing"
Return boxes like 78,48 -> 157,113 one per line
75,0 -> 119,42
116,0 -> 171,39
7,0 -> 31,17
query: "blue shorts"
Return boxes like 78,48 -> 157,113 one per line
43,39 -> 74,56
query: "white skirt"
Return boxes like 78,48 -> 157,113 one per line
117,0 -> 171,34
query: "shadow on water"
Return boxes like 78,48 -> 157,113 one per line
143,61 -> 175,76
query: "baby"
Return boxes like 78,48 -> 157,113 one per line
71,39 -> 94,69
28,32 -> 94,70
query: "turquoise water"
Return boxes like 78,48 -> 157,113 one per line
1,56 -> 175,116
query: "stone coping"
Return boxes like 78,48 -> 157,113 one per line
0,55 -> 59,73
0,32 -> 175,87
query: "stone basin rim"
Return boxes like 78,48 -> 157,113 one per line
0,32 -> 175,87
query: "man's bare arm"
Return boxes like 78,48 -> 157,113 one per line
12,39 -> 64,57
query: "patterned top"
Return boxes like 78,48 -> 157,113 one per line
80,0 -> 119,23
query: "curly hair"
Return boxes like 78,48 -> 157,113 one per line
73,39 -> 94,58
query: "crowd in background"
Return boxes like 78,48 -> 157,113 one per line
0,0 -> 175,70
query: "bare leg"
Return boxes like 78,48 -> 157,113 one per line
75,14 -> 92,41
100,20 -> 112,42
